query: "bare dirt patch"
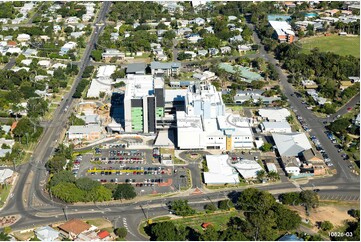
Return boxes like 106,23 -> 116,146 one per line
289,203 -> 359,228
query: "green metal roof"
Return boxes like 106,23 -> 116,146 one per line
218,63 -> 263,83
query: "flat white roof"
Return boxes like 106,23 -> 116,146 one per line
217,114 -> 253,136
87,77 -> 113,98
258,108 -> 291,121
164,89 -> 187,102
125,75 -> 157,99
233,159 -> 263,179
96,65 -> 116,78
204,155 -> 240,184
261,121 -> 291,129
176,111 -> 203,131
68,125 -> 102,135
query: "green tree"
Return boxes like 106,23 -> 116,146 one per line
91,50 -> 102,61
46,156 -> 66,174
300,190 -> 319,211
279,192 -> 302,205
0,232 -> 10,241
320,221 -> 333,231
328,118 -> 351,133
75,177 -> 101,191
260,142 -> 272,152
219,227 -> 248,241
256,170 -> 266,181
27,98 -> 49,118
202,34 -> 221,48
111,69 -> 126,80
114,227 -> 127,238
169,199 -> 196,216
51,182 -> 85,203
218,199 -> 234,210
113,184 -> 136,200
200,226 -> 219,241
49,170 -> 76,187
273,203 -> 301,230
204,203 -> 217,213
149,221 -> 186,241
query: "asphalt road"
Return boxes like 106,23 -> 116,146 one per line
3,57 -> 16,70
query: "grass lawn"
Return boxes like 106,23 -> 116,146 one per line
167,210 -> 240,232
299,35 -> 360,57
0,185 -> 12,208
86,218 -> 112,229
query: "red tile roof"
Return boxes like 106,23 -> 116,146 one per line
201,222 -> 212,228
97,230 -> 110,239
7,41 -> 17,46
58,219 -> 91,235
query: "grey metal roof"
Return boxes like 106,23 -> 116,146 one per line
150,61 -> 181,70
126,63 -> 147,73
272,133 -> 312,157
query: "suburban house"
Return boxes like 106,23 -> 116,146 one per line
269,21 -> 295,43
58,219 -> 91,240
68,125 -> 102,141
301,80 -> 318,89
0,169 -> 14,184
60,42 -> 77,55
35,226 -> 60,241
281,156 -> 301,176
150,61 -> 181,76
17,33 -> 31,42
220,46 -> 231,54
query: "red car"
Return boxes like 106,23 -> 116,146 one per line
347,107 -> 352,111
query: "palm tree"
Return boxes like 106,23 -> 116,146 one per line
0,232 -> 11,241
256,170 -> 266,181
268,171 -> 280,181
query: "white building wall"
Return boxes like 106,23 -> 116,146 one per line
178,130 -> 205,149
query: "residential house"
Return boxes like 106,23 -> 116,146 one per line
208,48 -> 219,56
21,59 -> 32,66
204,26 -> 214,34
17,33 -> 31,42
0,125 -> 11,134
60,42 -> 77,55
68,125 -> 102,141
191,17 -> 206,26
0,169 -> 14,184
228,16 -> 238,21
52,63 -> 67,69
197,49 -> 208,57
281,156 -> 301,176
38,60 -> 51,68
186,34 -> 203,43
229,35 -> 243,43
0,149 -> 11,158
193,71 -> 216,81
306,89 -> 331,105
150,61 -> 181,76
110,32 -> 119,41
35,226 -> 60,241
101,49 -> 125,61
70,31 -> 84,39
220,46 -> 231,54
339,81 -> 354,91
177,27 -> 192,36
7,41 -> 17,47
301,80 -> 318,89
66,16 -> 80,24
0,138 -> 15,148
177,19 -> 189,28
126,63 -> 147,75
238,45 -> 252,52
6,47 -> 22,55
58,219 -> 91,240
